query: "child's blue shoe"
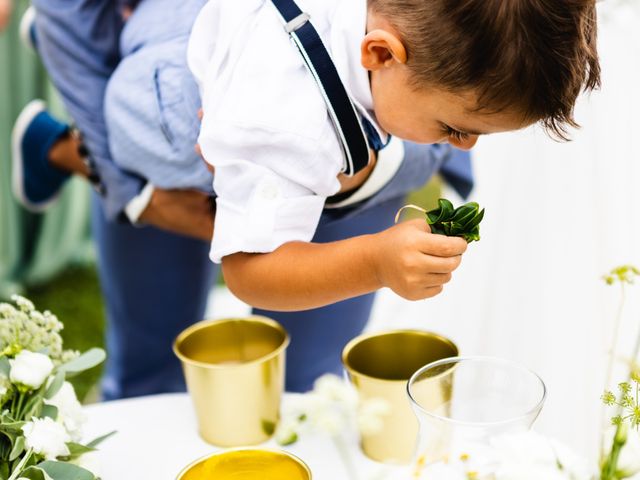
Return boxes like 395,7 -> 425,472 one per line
12,100 -> 71,212
19,6 -> 38,52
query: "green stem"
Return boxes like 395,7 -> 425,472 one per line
15,393 -> 25,421
7,448 -> 32,480
601,423 -> 627,480
601,285 -> 626,454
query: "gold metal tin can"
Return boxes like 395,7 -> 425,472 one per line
176,448 -> 312,480
342,330 -> 458,464
174,317 -> 289,447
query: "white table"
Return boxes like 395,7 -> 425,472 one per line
84,393 -> 397,480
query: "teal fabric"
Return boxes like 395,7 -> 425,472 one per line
0,1 -> 92,297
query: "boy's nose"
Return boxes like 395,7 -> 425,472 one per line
450,135 -> 479,151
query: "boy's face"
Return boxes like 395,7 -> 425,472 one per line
370,68 -> 531,150
362,14 -> 532,150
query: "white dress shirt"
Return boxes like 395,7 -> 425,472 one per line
188,0 -> 401,263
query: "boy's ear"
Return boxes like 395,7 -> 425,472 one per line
361,29 -> 407,71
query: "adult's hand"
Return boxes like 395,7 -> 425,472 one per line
0,0 -> 12,32
139,188 -> 214,242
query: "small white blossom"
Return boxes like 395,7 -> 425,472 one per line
314,375 -> 358,409
491,432 -> 590,480
10,350 -> 54,389
11,295 -> 35,313
46,382 -> 86,442
0,302 -> 17,317
357,398 -> 391,436
0,297 -> 73,365
22,417 -> 70,460
275,417 -> 302,445
310,408 -> 344,435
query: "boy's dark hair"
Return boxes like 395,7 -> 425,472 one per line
369,0 -> 601,140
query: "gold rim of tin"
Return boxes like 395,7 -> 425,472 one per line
341,329 -> 459,383
175,448 -> 313,479
173,316 -> 290,369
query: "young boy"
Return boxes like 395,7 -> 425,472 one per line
187,0 -> 600,311
11,0 -> 599,394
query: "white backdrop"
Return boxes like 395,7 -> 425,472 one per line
207,1 -> 640,464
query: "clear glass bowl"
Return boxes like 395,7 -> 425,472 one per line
407,356 -> 547,466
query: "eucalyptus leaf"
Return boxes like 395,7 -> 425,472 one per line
86,430 -> 116,449
425,199 -> 485,243
0,420 -> 25,433
41,404 -> 58,421
58,349 -> 106,378
19,467 -> 47,480
8,435 -> 24,461
37,461 -> 96,480
45,371 -> 65,400
65,442 -> 96,458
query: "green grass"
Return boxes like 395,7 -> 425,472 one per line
25,267 -> 105,403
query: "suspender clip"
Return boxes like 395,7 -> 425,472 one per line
284,12 -> 310,33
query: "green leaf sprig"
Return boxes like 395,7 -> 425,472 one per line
395,199 -> 485,243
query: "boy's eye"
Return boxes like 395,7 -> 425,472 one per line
443,125 -> 469,142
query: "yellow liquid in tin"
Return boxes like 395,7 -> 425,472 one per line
181,450 -> 310,480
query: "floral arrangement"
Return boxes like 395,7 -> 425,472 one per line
0,295 -> 109,480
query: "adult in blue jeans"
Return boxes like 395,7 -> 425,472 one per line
12,0 -> 472,399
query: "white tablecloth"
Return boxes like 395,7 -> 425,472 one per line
84,393 -> 395,480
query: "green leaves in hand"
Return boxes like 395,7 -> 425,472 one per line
395,199 -> 485,243
426,199 -> 484,243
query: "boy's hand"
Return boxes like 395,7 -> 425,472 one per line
0,0 -> 12,32
371,219 -> 467,301
139,188 -> 214,241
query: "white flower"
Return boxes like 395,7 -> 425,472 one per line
22,417 -> 70,460
11,295 -> 34,313
419,462 -> 467,480
313,375 -> 358,409
10,350 -> 54,389
46,381 -> 87,442
310,408 -> 344,435
490,432 -> 590,480
275,417 -> 303,445
357,398 -> 391,436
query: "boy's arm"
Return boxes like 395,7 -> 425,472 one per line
222,219 -> 466,311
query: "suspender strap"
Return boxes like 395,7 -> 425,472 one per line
270,0 -> 371,176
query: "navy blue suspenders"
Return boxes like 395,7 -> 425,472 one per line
270,0 -> 372,177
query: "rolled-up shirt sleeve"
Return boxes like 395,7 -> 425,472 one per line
199,121 -> 342,263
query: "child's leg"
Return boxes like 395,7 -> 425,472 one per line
253,195 -> 406,392
104,0 -> 211,192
